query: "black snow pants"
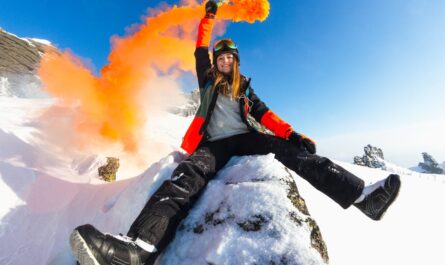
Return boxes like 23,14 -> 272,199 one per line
127,131 -> 364,257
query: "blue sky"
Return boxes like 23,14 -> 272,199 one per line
1,0 -> 444,166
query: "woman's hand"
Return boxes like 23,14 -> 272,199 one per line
288,131 -> 317,154
205,0 -> 218,17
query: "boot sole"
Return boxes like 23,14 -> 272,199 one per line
70,230 -> 101,265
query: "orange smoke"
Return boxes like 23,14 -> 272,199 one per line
220,0 -> 270,22
38,0 -> 270,153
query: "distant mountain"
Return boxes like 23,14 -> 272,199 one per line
0,28 -> 56,97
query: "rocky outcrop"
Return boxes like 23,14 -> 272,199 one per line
353,144 -> 386,170
0,28 -> 56,97
418,152 -> 444,174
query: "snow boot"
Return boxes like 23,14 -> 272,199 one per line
70,224 -> 155,265
354,174 -> 401,221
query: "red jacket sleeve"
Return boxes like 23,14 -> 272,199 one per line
260,110 -> 293,139
195,17 -> 215,90
196,17 -> 215,48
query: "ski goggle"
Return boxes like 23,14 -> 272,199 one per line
213,39 -> 238,52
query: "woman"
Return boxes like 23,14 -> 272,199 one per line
70,1 -> 401,265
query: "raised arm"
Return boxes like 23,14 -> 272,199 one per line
195,1 -> 218,90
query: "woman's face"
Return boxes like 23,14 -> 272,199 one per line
216,53 -> 234,75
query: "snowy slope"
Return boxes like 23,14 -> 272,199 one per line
1,97 -> 445,265
298,161 -> 445,265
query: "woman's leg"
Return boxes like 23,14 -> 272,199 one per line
236,132 -> 364,209
127,137 -> 235,255
71,138 -> 236,265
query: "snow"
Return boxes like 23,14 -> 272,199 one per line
1,97 -> 445,264
29,38 -> 52,46
0,77 -> 11,97
18,37 -> 52,48
2,29 -> 20,39
298,160 -> 445,265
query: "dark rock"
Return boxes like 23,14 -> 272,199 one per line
418,152 -> 444,174
98,157 -> 120,182
354,144 -> 386,170
237,214 -> 270,232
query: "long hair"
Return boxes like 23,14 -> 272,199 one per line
210,59 -> 241,99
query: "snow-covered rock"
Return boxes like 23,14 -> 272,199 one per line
353,144 -> 386,170
159,154 -> 328,264
418,152 -> 444,174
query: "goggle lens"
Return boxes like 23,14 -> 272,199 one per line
213,39 -> 237,52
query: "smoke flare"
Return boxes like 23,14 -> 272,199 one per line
38,0 -> 270,154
